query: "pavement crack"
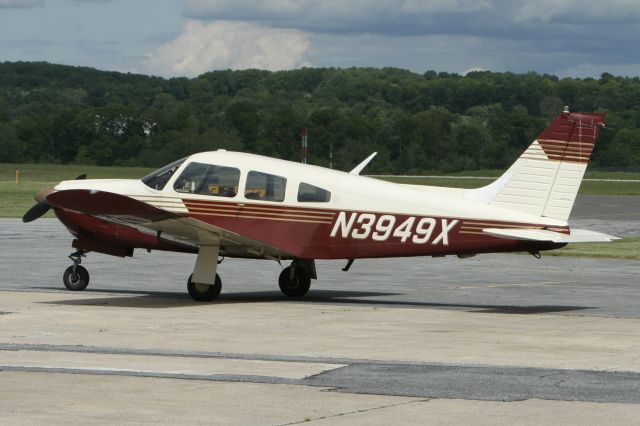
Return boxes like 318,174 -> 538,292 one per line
279,398 -> 430,425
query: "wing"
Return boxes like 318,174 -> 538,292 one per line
483,227 -> 619,243
47,189 -> 294,259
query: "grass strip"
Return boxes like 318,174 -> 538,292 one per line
544,237 -> 640,260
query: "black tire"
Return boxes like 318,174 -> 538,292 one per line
63,265 -> 90,291
187,273 -> 222,302
278,266 -> 311,298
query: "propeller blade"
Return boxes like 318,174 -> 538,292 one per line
22,200 -> 52,223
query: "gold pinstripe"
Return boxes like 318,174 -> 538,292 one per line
188,211 -> 333,224
183,201 -> 334,216
186,206 -> 334,221
181,198 -> 336,225
536,139 -> 595,146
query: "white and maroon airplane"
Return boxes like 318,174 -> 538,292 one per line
23,108 -> 617,301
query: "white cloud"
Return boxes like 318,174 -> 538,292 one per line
0,0 -> 45,8
144,20 -> 311,77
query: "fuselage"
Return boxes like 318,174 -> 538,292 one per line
53,150 -> 567,260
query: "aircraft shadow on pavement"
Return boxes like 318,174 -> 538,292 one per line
38,288 -> 402,309
37,287 -> 594,313
302,292 -> 593,314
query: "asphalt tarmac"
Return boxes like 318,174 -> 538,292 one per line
1,194 -> 639,424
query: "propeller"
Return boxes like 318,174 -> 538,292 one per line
22,200 -> 53,223
22,174 -> 87,223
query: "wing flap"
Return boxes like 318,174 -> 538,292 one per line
483,227 -> 619,243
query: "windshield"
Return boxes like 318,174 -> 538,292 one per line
141,157 -> 187,190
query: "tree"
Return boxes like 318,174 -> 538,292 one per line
0,123 -> 27,162
452,118 -> 492,170
600,128 -> 640,168
16,117 -> 47,162
0,62 -> 638,170
225,101 -> 261,151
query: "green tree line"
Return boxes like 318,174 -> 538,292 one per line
1,61 -> 639,173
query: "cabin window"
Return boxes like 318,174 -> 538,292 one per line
297,183 -> 331,202
141,157 -> 187,190
173,162 -> 240,197
245,171 -> 286,202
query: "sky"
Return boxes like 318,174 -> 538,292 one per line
1,0 -> 640,79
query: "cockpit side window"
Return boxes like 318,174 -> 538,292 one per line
297,183 -> 331,202
173,162 -> 240,197
141,157 -> 187,190
245,171 -> 286,202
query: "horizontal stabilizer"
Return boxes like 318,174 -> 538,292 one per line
483,228 -> 619,243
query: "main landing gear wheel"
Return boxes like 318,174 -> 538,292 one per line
187,273 -> 222,302
279,266 -> 311,298
63,265 -> 90,291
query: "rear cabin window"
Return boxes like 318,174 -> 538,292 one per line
173,162 -> 240,197
245,171 -> 286,202
297,183 -> 331,202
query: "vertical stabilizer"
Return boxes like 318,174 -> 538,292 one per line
465,109 -> 605,221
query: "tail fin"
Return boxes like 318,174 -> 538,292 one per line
466,109 -> 605,221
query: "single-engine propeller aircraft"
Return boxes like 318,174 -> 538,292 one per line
24,108 -> 617,301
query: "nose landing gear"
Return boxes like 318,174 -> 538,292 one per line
63,250 -> 90,291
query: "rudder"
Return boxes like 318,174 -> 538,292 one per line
466,108 -> 605,221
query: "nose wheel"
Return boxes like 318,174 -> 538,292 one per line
63,250 -> 90,291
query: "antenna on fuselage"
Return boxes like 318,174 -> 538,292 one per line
300,128 -> 308,164
330,142 -> 333,169
350,152 -> 377,175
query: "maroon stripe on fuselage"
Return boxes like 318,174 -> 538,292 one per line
182,199 -> 568,259
52,200 -> 569,260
